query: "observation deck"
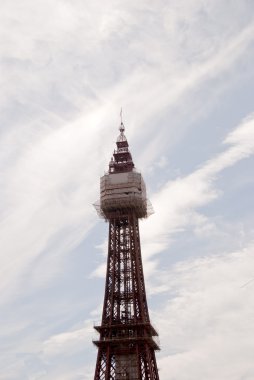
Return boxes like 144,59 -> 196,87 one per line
99,171 -> 148,219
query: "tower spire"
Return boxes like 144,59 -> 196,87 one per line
120,107 -> 123,126
118,108 -> 125,136
108,119 -> 134,173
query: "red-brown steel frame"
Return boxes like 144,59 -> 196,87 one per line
93,212 -> 159,379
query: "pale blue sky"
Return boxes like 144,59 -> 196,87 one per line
1,1 -> 254,379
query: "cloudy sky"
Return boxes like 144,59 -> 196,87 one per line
1,1 -> 254,379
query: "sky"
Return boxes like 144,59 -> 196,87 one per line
0,1 -> 254,379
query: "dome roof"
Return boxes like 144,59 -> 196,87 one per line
117,121 -> 127,142
117,133 -> 127,142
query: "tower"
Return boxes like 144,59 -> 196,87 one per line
93,121 -> 160,380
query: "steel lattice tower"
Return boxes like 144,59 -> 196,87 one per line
93,121 -> 160,380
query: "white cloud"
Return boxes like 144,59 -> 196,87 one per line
156,242 -> 254,379
140,114 -> 254,260
43,324 -> 93,358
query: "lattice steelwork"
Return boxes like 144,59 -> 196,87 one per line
93,122 -> 160,380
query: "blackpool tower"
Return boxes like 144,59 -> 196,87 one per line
93,120 -> 160,380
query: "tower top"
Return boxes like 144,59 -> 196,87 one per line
119,122 -> 124,132
117,122 -> 127,142
109,120 -> 134,173
118,108 -> 126,141
94,117 -> 153,220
